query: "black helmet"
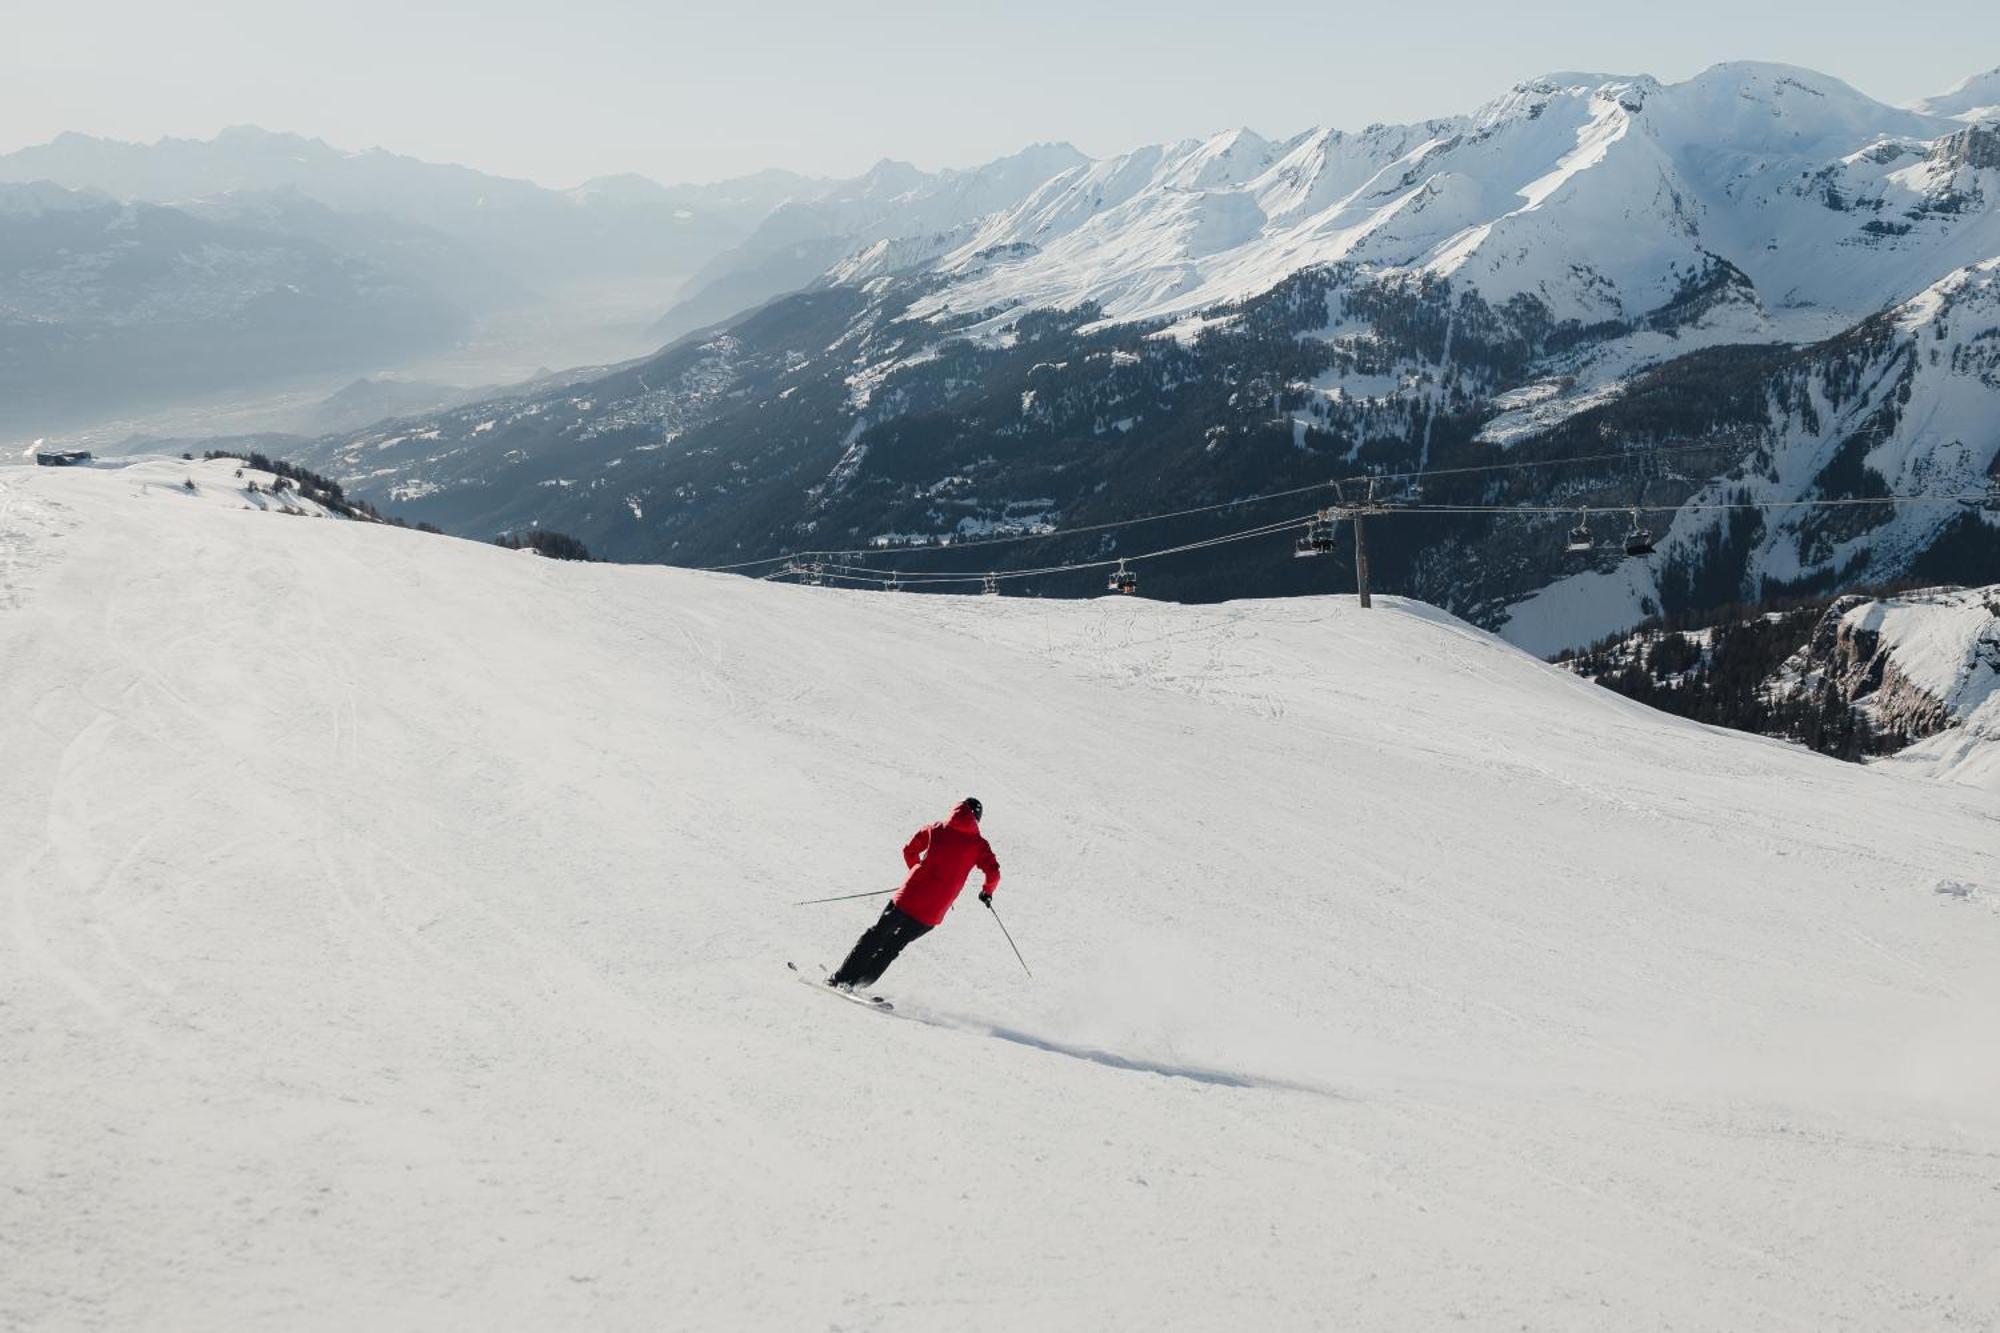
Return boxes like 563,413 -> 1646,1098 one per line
960,796 -> 983,820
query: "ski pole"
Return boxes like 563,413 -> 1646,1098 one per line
985,900 -> 1032,978
795,888 -> 896,908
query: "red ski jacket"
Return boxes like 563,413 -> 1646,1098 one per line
893,807 -> 1000,927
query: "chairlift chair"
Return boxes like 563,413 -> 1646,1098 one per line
1564,510 -> 1595,554
884,573 -> 902,592
1294,511 -> 1339,557
981,573 -> 999,597
1107,559 -> 1138,595
1623,509 -> 1656,557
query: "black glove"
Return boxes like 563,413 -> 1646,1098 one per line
979,892 -> 994,907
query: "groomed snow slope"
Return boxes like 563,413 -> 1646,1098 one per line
5,459 -> 1999,1331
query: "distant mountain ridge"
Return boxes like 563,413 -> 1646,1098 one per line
0,179 -> 463,430
263,61 -> 2000,654
0,126 -> 814,288
1913,65 -> 2000,122
0,128 -> 836,431
646,142 -> 1089,344
912,64 -> 1966,335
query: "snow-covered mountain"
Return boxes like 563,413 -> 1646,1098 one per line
1914,65 -> 2000,123
0,181 -> 465,432
1503,256 -> 2000,651
172,186 -> 528,315
647,143 -> 1088,343
164,63 -> 2000,651
5,455 -> 1998,1328
0,129 -> 843,433
0,127 -> 800,288
916,65 -> 1969,341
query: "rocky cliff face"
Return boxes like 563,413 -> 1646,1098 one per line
1932,126 -> 2000,174
1806,587 -> 2000,783
1566,585 -> 2000,784
1787,592 -> 1979,743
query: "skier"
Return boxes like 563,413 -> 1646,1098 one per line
827,797 -> 1000,991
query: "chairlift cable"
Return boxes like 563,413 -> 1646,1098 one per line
718,485 -> 1991,591
693,438 -> 1769,572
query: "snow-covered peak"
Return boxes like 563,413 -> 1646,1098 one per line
1914,65 -> 2000,122
704,143 -> 1092,261
641,142 -> 1097,339
1158,127 -> 1280,190
1892,253 -> 2000,331
980,141 -> 1092,181
1474,72 -> 1658,127
1515,70 -> 1642,90
854,157 -> 928,198
1646,61 -> 1949,154
895,61 -> 1985,340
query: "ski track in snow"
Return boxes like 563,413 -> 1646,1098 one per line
3,458 -> 2000,1331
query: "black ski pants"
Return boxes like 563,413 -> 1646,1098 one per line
830,902 -> 933,989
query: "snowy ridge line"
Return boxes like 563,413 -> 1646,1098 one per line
906,64 -> 1987,341
694,437 -> 1769,572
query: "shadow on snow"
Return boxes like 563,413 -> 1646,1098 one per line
897,1009 -> 1348,1098
982,1025 -> 1260,1088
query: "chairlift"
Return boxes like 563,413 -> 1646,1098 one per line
804,562 -> 827,587
1564,510 -> 1595,555
1623,509 -> 1656,557
1294,511 -> 1339,558
981,572 -> 999,597
884,572 -> 902,592
1107,558 -> 1138,595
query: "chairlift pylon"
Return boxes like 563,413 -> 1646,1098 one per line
1107,558 -> 1138,595
1564,510 -> 1595,555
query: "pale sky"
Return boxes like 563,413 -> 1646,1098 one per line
5,0 -> 1996,187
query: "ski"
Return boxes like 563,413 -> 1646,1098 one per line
787,961 -> 893,1011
